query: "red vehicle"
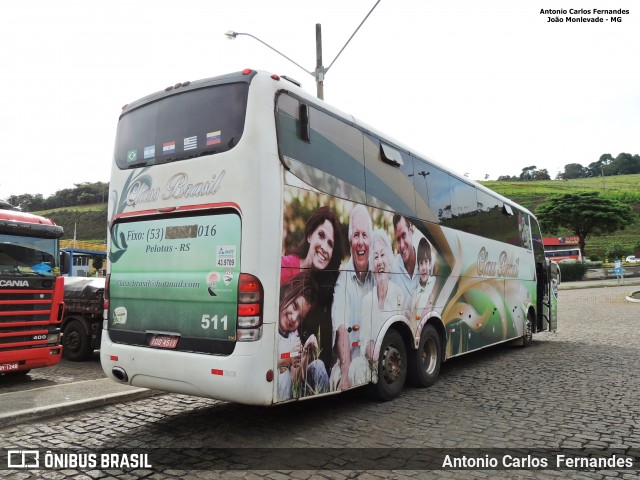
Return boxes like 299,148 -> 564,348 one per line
0,208 -> 65,376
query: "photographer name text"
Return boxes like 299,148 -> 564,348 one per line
541,8 -> 630,23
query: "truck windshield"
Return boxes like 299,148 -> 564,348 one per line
0,234 -> 59,276
114,82 -> 249,169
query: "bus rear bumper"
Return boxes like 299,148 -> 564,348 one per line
100,324 -> 275,405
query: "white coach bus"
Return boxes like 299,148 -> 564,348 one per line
101,69 -> 557,404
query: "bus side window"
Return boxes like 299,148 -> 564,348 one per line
425,165 -> 451,225
276,93 -> 366,203
363,134 -> 416,218
413,157 -> 440,224
477,190 -> 502,241
447,177 -> 479,235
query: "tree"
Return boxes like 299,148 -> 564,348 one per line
531,168 -> 551,181
519,166 -> 537,181
609,153 -> 640,175
91,256 -> 105,272
518,165 -> 550,181
587,154 -> 613,177
560,163 -> 587,179
536,192 -> 637,258
604,242 -> 627,262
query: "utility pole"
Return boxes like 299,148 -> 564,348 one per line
226,0 -> 381,100
315,24 -> 324,100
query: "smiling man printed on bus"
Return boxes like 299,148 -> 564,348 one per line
392,214 -> 420,309
331,204 -> 374,390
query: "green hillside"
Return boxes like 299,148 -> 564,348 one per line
480,174 -> 640,260
34,204 -> 108,244
481,174 -> 640,208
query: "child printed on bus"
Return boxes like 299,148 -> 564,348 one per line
412,237 -> 436,324
277,272 -> 329,400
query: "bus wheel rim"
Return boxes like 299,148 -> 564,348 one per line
422,337 -> 438,375
381,345 -> 402,384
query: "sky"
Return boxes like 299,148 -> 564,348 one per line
1,1 -> 639,199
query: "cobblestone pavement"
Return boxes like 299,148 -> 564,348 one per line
1,285 -> 639,479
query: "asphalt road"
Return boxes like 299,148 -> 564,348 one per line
1,283 -> 639,479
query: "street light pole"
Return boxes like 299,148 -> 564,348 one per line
226,0 -> 381,100
315,24 -> 324,100
224,30 -> 314,79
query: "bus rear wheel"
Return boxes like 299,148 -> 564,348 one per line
369,329 -> 406,401
408,324 -> 441,388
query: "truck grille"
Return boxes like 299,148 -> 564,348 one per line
0,281 -> 57,352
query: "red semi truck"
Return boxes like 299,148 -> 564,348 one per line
0,207 -> 65,376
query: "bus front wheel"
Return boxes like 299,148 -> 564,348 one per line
408,324 -> 441,388
369,329 -> 407,401
521,313 -> 533,348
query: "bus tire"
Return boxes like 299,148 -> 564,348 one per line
63,318 -> 92,361
407,324 -> 441,388
369,328 -> 407,401
521,313 -> 533,348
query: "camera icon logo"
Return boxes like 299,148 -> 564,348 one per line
7,450 -> 39,469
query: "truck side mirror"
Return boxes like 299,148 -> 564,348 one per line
60,251 -> 70,275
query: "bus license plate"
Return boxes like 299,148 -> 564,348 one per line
149,335 -> 179,349
0,362 -> 19,372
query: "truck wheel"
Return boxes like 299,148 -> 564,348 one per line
369,329 -> 407,401
63,319 -> 92,361
407,324 -> 441,388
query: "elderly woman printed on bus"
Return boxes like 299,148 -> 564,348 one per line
277,272 -> 330,401
359,229 -> 404,377
280,206 -> 344,286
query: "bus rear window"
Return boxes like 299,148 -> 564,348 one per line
115,83 -> 249,169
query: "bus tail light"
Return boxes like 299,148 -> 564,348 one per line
237,273 -> 263,342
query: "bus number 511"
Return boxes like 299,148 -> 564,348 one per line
201,314 -> 228,330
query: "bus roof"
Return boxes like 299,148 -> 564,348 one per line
118,69 -> 537,220
119,70 -> 255,117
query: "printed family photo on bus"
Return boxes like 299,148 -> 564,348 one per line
280,188 -> 444,397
